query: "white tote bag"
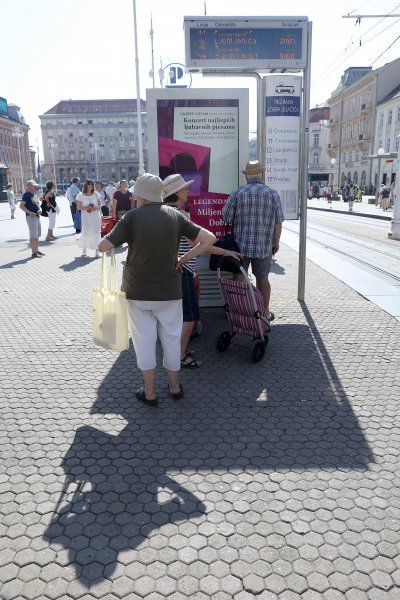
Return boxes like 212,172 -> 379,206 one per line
93,250 -> 129,351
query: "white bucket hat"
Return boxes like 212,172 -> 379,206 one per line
162,174 -> 194,200
133,173 -> 163,203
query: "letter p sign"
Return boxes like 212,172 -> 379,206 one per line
163,63 -> 191,88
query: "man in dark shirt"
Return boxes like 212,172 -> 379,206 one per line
19,180 -> 44,258
98,173 -> 216,406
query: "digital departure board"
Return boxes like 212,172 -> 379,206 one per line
184,17 -> 308,71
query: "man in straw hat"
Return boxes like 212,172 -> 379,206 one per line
98,173 -> 217,406
163,173 -> 243,369
222,160 -> 284,321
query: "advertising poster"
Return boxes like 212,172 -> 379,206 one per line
265,75 -> 302,220
147,89 -> 249,238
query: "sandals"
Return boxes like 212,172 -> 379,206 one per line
135,387 -> 158,406
181,354 -> 202,369
169,384 -> 184,400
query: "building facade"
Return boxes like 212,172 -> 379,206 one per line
39,99 -> 147,188
327,58 -> 400,192
373,84 -> 400,187
0,97 -> 32,194
308,106 -> 331,191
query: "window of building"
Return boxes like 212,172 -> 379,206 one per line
88,120 -> 93,124
69,152 -> 75,159
100,155 -> 105,162
388,110 -> 392,125
313,133 -> 319,146
313,152 -> 319,165
88,132 -> 93,137
397,107 -> 400,122
379,113 -> 384,128
396,138 -> 399,152
367,89 -> 371,104
89,153 -> 95,161
386,138 -> 391,152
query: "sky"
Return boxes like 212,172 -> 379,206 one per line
2,0 -> 400,155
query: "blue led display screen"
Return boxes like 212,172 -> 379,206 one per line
190,28 -> 303,62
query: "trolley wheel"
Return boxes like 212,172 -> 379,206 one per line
252,340 -> 266,363
216,331 -> 232,352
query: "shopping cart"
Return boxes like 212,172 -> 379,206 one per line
215,264 -> 270,362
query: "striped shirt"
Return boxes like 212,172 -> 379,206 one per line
222,181 -> 284,258
173,206 -> 197,272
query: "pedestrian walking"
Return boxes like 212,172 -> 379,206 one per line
66,177 -> 81,233
95,181 -> 109,216
6,183 -> 17,219
380,184 -> 390,211
222,160 -> 284,321
76,179 -> 102,257
98,173 -> 217,405
19,180 -> 44,259
112,179 -> 134,221
105,180 -> 116,213
346,182 -> 355,211
40,180 -> 58,241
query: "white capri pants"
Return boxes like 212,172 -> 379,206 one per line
127,299 -> 182,372
48,210 -> 56,229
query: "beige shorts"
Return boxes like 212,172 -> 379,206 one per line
26,214 -> 41,238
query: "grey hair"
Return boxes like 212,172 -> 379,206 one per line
246,173 -> 264,182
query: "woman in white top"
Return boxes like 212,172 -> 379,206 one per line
76,179 -> 102,257
6,183 -> 17,219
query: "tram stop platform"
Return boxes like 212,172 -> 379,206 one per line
0,200 -> 399,599
307,196 -> 393,220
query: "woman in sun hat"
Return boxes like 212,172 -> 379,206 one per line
163,173 -> 243,368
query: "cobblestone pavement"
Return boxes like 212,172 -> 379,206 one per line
0,230 -> 399,600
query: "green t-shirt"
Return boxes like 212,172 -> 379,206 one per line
106,204 -> 201,301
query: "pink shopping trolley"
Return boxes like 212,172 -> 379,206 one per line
216,264 -> 271,362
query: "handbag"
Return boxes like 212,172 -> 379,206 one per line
93,250 -> 129,351
101,216 -> 116,237
209,223 -> 242,273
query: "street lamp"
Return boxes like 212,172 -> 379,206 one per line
11,126 -> 24,194
330,158 -> 336,189
93,144 -> 99,181
48,142 -> 57,191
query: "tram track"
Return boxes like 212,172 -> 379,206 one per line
284,221 -> 400,284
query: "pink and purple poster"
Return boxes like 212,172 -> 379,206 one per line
147,89 -> 249,238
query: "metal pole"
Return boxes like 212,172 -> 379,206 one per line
132,0 -> 145,176
16,135 -> 24,194
389,150 -> 400,239
297,22 -> 312,302
95,146 -> 99,181
150,13 -> 155,88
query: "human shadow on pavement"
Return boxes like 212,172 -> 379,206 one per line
270,261 -> 285,275
0,257 -> 34,268
59,257 -> 99,271
44,314 -> 374,587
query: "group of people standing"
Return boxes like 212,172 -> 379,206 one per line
98,160 -> 283,406
13,161 -> 283,404
66,177 -> 136,257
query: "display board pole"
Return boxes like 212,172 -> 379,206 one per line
259,77 -> 266,169
297,22 -> 312,302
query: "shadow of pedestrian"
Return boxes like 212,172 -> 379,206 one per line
44,309 -> 375,588
270,262 -> 285,275
59,257 -> 99,271
0,257 -> 33,268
